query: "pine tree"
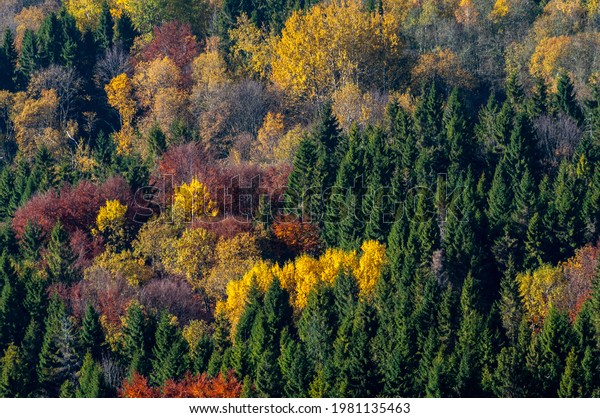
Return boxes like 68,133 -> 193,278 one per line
122,303 -> 148,375
278,330 -> 310,397
18,29 -> 38,86
80,305 -> 104,359
21,319 -> 42,395
37,297 -> 80,396
0,343 -> 26,397
284,137 -> 321,220
338,191 -> 362,251
37,13 -> 62,66
528,77 -> 548,118
553,71 -> 583,123
0,167 -> 14,221
46,221 -> 77,283
147,122 -> 167,157
498,257 -> 522,342
20,221 -> 45,262
76,351 -> 104,398
114,13 -> 137,52
0,252 -> 26,350
0,29 -> 16,91
537,307 -> 575,397
59,10 -> 80,68
96,2 -> 114,53
444,88 -> 471,175
150,311 -> 187,385
487,158 -> 512,237
558,348 -> 579,398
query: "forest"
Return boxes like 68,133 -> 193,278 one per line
0,0 -> 599,398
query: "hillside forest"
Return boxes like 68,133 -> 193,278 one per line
0,0 -> 600,398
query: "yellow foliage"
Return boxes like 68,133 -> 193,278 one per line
455,0 -> 479,26
220,240 -> 387,333
192,46 -> 229,94
490,0 -> 510,20
411,47 -> 476,89
172,178 -> 218,224
183,320 -> 210,354
12,89 -> 61,158
271,0 -> 402,101
133,57 -> 182,109
14,6 -> 45,50
229,14 -> 273,79
105,73 -> 136,126
205,233 -> 260,300
94,199 -> 128,235
273,124 -> 306,164
164,227 -> 216,289
94,249 -> 153,286
517,264 -> 567,328
252,112 -> 285,164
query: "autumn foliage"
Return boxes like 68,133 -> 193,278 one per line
119,372 -> 242,398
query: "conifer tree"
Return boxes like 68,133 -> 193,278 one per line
150,311 -> 187,385
46,221 -> 77,283
284,137 -> 321,220
553,71 -> 583,123
80,305 -> 104,359
0,29 -> 16,91
114,13 -> 137,52
558,348 -> 579,398
537,307 -> 575,396
37,13 -> 62,66
76,351 -> 104,398
96,2 -> 114,53
147,122 -> 167,157
0,343 -> 26,397
0,252 -> 25,349
21,319 -> 42,395
37,297 -> 80,396
122,303 -> 148,375
18,29 -> 38,86
278,330 -> 310,397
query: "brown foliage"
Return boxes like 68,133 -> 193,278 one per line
271,214 -> 323,258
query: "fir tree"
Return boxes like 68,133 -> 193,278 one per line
553,71 -> 583,123
114,13 -> 137,52
37,13 -> 62,66
278,330 -> 310,397
18,29 -> 38,86
0,343 -> 26,397
147,122 -> 167,157
37,297 -> 80,396
150,311 -> 187,385
46,221 -> 77,283
96,2 -> 114,53
80,305 -> 104,359
122,303 -> 148,375
0,29 -> 16,91
76,351 -> 104,398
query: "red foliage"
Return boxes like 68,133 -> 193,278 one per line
120,372 -> 242,398
119,373 -> 159,398
69,268 -> 135,324
564,244 -> 599,321
154,144 -> 290,228
136,21 -> 199,84
271,214 -> 323,258
12,176 -> 132,262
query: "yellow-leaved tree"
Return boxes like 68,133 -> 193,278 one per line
93,199 -> 128,249
105,73 -> 136,154
171,178 -> 218,224
271,0 -> 402,102
517,264 -> 567,329
217,240 -> 387,333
